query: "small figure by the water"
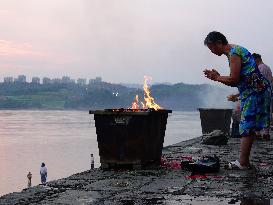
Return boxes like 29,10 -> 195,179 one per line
27,171 -> 32,188
90,154 -> 94,169
40,162 -> 47,185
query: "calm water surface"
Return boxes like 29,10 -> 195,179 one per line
0,110 -> 201,196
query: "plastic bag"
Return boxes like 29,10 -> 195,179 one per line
181,155 -> 220,173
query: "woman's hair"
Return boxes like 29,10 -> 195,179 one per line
252,53 -> 262,60
41,162 -> 45,167
204,31 -> 228,46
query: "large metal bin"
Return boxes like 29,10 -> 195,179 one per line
89,109 -> 172,169
198,108 -> 233,135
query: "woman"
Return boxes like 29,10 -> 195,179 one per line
40,162 -> 47,184
203,31 -> 271,169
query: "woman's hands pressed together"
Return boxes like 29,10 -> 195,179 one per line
203,69 -> 220,81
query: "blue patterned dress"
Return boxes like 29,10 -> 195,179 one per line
229,45 -> 271,136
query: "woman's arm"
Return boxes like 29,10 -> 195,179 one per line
216,55 -> 241,87
204,55 -> 241,87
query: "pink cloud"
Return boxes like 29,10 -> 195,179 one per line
0,40 -> 44,57
0,10 -> 9,14
0,40 -> 81,65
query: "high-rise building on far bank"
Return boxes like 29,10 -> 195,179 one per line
4,77 -> 13,83
32,77 -> 40,84
89,77 -> 102,84
17,75 -> 26,83
77,78 -> 87,86
42,77 -> 51,84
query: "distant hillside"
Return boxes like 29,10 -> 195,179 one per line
0,82 -> 236,110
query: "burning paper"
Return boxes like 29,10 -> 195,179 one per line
131,76 -> 162,110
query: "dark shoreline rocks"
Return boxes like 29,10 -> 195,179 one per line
1,136 -> 273,205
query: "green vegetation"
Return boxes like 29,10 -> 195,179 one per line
0,82 -> 233,110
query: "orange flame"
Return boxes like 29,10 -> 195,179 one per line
141,101 -> 145,109
131,76 -> 162,110
143,76 -> 161,110
131,95 -> 139,109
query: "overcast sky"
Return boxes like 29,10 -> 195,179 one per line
0,0 -> 273,84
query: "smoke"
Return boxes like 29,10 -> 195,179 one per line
199,84 -> 237,109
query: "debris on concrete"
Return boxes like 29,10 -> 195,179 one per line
202,130 -> 229,145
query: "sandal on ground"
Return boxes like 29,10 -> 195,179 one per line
226,160 -> 251,170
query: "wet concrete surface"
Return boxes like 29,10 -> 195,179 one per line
1,136 -> 273,205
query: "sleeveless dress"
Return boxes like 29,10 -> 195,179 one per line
229,45 -> 271,136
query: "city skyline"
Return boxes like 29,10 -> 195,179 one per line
1,74 -> 102,84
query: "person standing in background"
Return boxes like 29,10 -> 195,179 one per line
252,53 -> 272,83
90,154 -> 94,169
252,53 -> 272,140
40,163 -> 47,185
27,172 -> 32,188
227,93 -> 241,138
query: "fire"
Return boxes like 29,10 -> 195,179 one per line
131,76 -> 162,110
143,76 -> 162,110
131,95 -> 139,109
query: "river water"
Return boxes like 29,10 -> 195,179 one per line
0,110 -> 201,196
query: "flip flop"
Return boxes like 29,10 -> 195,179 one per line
226,160 -> 251,170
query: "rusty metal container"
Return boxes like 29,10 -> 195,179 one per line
89,109 -> 172,169
198,108 -> 233,135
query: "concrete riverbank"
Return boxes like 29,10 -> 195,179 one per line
1,136 -> 273,205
